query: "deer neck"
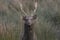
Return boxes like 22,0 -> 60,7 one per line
24,23 -> 34,33
24,23 -> 34,40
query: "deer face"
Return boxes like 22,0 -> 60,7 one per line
23,15 -> 37,25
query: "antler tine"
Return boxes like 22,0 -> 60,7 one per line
31,1 -> 38,16
19,2 -> 28,16
34,2 -> 38,13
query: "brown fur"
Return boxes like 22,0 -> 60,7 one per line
22,15 -> 37,40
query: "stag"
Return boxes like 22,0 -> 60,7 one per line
19,0 -> 38,40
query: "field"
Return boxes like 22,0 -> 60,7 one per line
0,0 -> 60,40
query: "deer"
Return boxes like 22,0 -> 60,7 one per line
19,0 -> 38,40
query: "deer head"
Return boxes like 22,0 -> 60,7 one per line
19,0 -> 38,25
23,15 -> 37,25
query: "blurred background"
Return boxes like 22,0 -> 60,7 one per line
0,0 -> 60,40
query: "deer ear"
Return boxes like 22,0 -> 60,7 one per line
23,16 -> 26,20
33,15 -> 37,19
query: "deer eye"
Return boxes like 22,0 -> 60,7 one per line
31,19 -> 33,20
33,15 -> 37,20
25,19 -> 28,21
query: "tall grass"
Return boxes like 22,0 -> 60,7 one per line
0,0 -> 60,40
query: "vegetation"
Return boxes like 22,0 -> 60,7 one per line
0,0 -> 60,40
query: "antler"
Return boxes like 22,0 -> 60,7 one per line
19,2 -> 28,16
31,1 -> 38,16
34,2 -> 38,13
17,0 -> 38,16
